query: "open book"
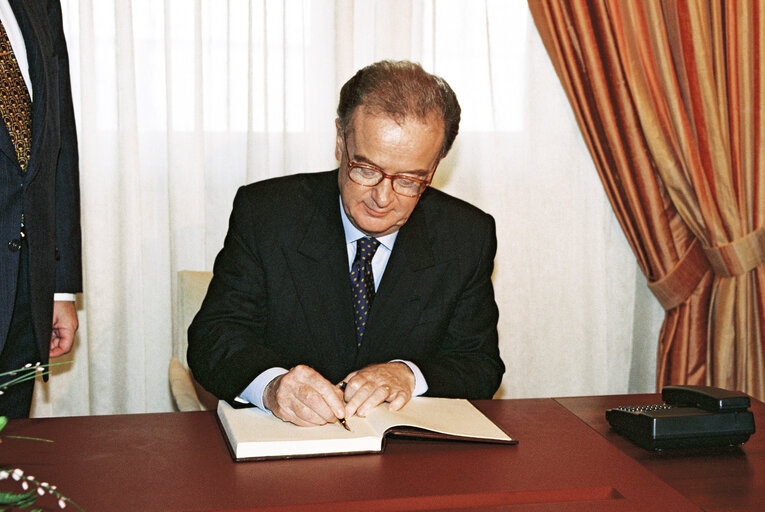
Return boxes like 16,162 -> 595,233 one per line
217,397 -> 517,461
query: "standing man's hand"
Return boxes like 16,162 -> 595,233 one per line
50,301 -> 78,357
341,362 -> 416,418
263,365 -> 346,427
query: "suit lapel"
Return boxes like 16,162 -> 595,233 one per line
0,116 -> 15,164
357,197 -> 441,363
282,176 -> 358,368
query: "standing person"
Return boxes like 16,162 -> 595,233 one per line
0,0 -> 81,418
189,60 -> 503,427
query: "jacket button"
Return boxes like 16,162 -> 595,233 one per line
8,239 -> 21,252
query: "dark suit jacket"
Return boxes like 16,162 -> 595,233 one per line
0,0 -> 81,362
188,170 -> 504,402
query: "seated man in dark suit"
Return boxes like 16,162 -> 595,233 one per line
188,60 -> 504,427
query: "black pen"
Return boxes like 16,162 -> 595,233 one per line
338,381 -> 351,431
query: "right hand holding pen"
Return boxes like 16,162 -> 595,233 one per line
263,365 -> 346,427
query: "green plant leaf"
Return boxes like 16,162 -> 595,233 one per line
0,416 -> 7,433
0,489 -> 36,505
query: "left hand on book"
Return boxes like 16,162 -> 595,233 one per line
341,362 -> 416,418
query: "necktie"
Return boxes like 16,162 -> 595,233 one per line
350,237 -> 380,346
0,18 -> 32,171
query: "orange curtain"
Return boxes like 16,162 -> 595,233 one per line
529,0 -> 765,399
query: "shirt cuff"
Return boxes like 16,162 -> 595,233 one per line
237,367 -> 289,411
391,359 -> 428,396
53,293 -> 76,302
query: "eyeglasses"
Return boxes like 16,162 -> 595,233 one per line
342,132 -> 438,197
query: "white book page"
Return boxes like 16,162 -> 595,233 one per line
363,397 -> 513,441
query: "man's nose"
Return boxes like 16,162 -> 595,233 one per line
371,176 -> 395,206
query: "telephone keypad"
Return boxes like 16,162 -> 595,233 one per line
615,404 -> 674,413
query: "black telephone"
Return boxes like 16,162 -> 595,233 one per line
605,385 -> 756,450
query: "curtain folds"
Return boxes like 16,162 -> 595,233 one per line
529,0 -> 765,399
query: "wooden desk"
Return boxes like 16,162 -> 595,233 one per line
2,396 -> 752,511
556,393 -> 765,512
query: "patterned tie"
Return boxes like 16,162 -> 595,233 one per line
0,18 -> 32,171
350,237 -> 380,346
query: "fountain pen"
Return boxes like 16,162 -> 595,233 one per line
338,381 -> 351,431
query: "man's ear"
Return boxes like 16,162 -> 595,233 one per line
335,119 -> 343,162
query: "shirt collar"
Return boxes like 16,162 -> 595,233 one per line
339,196 -> 399,251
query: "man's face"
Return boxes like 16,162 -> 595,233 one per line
336,108 -> 444,237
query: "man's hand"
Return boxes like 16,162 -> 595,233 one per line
263,365 -> 346,427
50,300 -> 78,358
341,362 -> 415,418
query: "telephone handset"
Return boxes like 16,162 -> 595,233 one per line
606,385 -> 756,450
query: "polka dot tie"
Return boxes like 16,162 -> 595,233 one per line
350,237 -> 380,347
0,19 -> 32,171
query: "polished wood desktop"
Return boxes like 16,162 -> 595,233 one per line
1,395 -> 760,511
557,393 -> 765,512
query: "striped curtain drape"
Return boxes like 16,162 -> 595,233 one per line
529,0 -> 765,399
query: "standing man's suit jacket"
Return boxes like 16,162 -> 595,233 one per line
0,0 -> 81,362
189,170 -> 504,402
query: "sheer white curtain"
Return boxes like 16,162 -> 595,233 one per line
31,0 -> 663,416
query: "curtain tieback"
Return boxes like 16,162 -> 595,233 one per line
649,226 -> 765,309
647,239 -> 710,310
701,225 -> 765,279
